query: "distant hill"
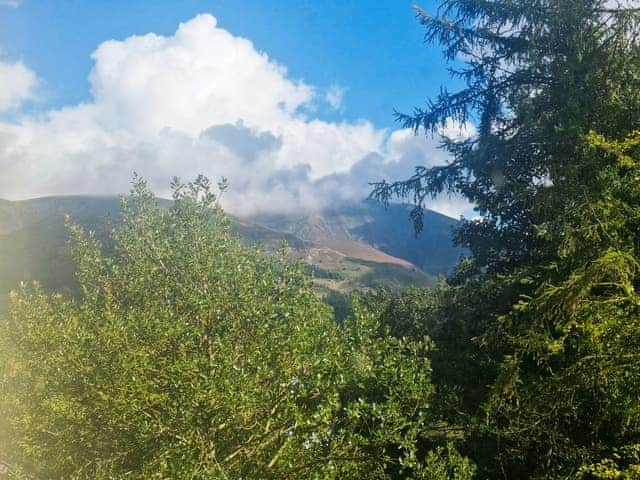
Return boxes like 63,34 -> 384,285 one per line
248,200 -> 464,275
0,197 -> 124,312
0,196 -> 463,311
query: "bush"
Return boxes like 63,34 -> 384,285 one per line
0,176 -> 472,479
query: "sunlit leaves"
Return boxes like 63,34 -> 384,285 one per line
0,177 -> 470,479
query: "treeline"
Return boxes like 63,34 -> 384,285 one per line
2,0 -> 640,478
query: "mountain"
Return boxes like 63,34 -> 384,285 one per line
0,197 -> 124,311
247,200 -> 463,275
0,196 -> 463,312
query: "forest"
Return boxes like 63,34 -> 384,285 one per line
2,0 -> 640,478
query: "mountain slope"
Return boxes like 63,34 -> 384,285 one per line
248,200 -> 464,275
0,197 -> 124,310
0,196 -> 456,311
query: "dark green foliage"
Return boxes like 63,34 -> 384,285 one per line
371,0 -> 640,477
359,287 -> 439,341
358,284 -> 503,430
0,177 -> 473,479
323,289 -> 353,323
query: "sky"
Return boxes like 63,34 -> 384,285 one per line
0,0 -> 473,218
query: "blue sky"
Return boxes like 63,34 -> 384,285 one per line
0,0 -> 453,127
0,0 -> 472,217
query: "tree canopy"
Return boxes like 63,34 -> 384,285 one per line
372,0 -> 640,477
0,176 -> 474,479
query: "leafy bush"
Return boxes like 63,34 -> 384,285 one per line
0,176 -> 472,479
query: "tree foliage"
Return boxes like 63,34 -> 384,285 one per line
0,176 -> 473,479
371,0 -> 640,478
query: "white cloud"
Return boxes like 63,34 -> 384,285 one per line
0,61 -> 37,111
0,14 -> 472,218
325,85 -> 345,110
87,15 -> 314,137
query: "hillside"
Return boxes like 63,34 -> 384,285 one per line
0,196 -> 461,311
248,200 -> 464,275
0,197 -> 124,311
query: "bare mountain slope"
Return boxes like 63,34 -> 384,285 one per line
248,200 -> 464,275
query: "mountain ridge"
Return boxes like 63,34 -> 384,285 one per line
248,199 -> 463,275
0,196 -> 464,311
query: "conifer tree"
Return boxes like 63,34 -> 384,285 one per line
372,1 -> 640,477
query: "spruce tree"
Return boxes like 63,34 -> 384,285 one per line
372,1 -> 640,477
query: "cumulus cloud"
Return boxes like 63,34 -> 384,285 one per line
0,61 -> 37,111
0,14 -> 472,218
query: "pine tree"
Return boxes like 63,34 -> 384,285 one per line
372,1 -> 640,477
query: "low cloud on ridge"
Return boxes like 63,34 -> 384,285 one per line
0,14 -> 472,218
